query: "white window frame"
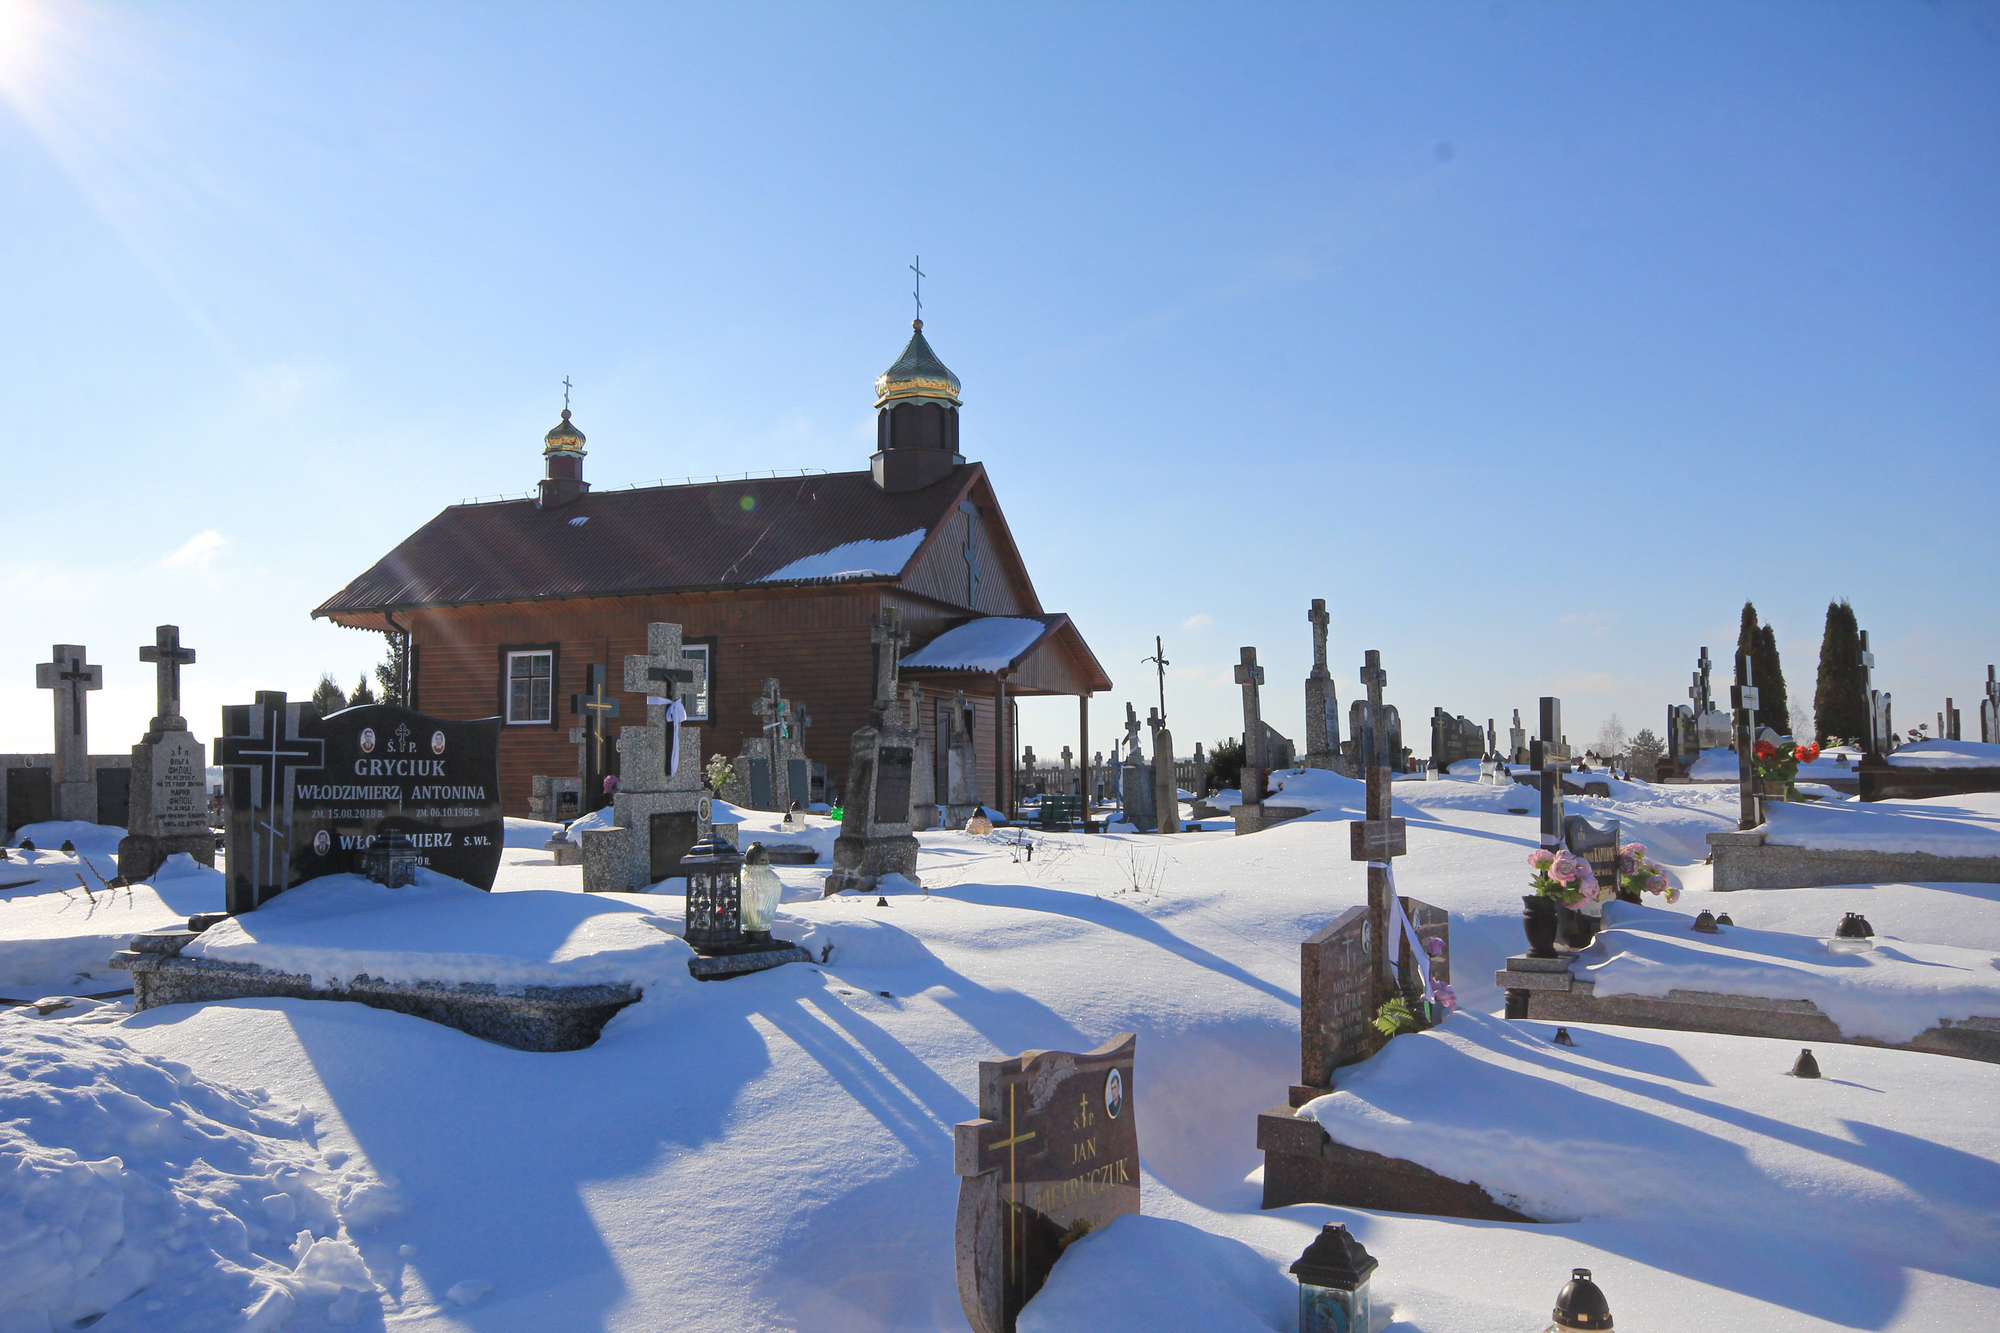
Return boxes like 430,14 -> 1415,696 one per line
681,643 -> 712,722
506,650 -> 553,724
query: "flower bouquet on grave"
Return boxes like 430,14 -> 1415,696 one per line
702,753 -> 735,798
1751,739 -> 1819,802
1614,842 -> 1681,906
1372,937 -> 1455,1038
1529,848 -> 1606,948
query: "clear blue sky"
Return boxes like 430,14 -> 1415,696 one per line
2,1 -> 1994,765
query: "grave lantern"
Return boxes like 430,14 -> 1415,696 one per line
1545,1267 -> 1613,1331
1289,1223 -> 1377,1333
739,843 -> 782,942
681,834 -> 745,953
1828,911 -> 1875,955
360,828 -> 422,888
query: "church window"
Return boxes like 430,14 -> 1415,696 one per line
681,642 -> 713,722
506,651 -> 552,723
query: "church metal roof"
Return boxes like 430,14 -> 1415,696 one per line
313,465 -> 981,619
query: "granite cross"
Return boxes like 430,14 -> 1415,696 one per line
1531,697 -> 1565,849
215,691 -> 326,913
1983,666 -> 1998,745
871,609 -> 910,714
1732,653 -> 1762,831
138,625 -> 196,731
1696,646 -> 1714,716
625,622 -> 705,786
1235,647 -> 1266,804
1308,599 -> 1331,674
1349,650 -> 1405,1013
35,645 -> 102,784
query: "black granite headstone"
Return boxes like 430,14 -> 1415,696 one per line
95,767 -> 132,828
6,767 -> 53,835
289,704 -> 503,891
749,757 -> 773,810
649,810 -> 700,883
875,747 -> 914,825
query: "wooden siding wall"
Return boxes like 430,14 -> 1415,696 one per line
901,498 -> 1034,616
406,590 -> 888,816
909,688 -> 1000,809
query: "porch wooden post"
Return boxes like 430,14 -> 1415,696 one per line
994,675 -> 1009,817
1079,694 -> 1090,824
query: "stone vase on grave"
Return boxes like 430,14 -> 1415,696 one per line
1521,895 -> 1560,959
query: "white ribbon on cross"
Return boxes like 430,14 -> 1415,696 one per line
646,696 -> 689,777
1369,860 -> 1433,1006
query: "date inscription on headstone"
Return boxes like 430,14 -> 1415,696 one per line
953,1033 -> 1138,1333
289,704 -> 503,891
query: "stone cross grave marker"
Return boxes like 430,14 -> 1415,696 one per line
119,626 -> 213,881
1349,650 -> 1404,1017
36,644 -> 103,822
215,692 -> 326,914
749,677 -> 797,811
580,623 -> 710,891
827,610 -> 920,893
1983,666 -> 1998,745
945,688 -> 980,824
1509,708 -> 1527,764
1304,599 -> 1341,771
1121,707 -> 1156,831
139,625 -> 196,731
1733,652 -> 1762,830
1059,745 -> 1073,796
953,1033 -> 1138,1333
1531,697 -> 1565,850
1486,718 -> 1496,756
1122,702 -> 1142,761
1235,647 -> 1266,804
568,664 -> 621,811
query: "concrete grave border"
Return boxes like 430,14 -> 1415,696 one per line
1706,827 -> 2000,892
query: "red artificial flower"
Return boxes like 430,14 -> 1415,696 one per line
1797,743 -> 1820,764
1753,740 -> 1777,760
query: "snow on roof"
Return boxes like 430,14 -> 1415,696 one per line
755,528 -> 926,583
899,616 -> 1051,672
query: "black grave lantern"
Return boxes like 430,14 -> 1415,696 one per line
1290,1223 -> 1377,1333
682,833 -> 745,953
1546,1267 -> 1613,1331
360,828 -> 422,888
1829,911 -> 1876,955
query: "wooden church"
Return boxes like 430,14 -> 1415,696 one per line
313,321 -> 1111,819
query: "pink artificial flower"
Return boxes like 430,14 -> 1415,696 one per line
1576,874 -> 1600,902
1529,848 -> 1556,871
1622,842 -> 1647,859
1424,937 -> 1445,958
1647,874 -> 1667,895
1665,885 -> 1682,904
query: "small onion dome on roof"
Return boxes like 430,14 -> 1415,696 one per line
874,320 -> 962,409
543,408 -> 587,456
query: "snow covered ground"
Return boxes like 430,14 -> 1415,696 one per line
1763,791 -> 2000,856
1,854 -> 220,1000
4,774 -> 1997,1330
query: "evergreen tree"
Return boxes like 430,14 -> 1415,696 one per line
1735,601 -> 1760,677
1754,624 -> 1791,736
311,673 -> 348,716
375,633 -> 408,707
348,675 -> 378,708
1814,600 -> 1867,746
1629,728 -> 1665,759
1208,739 -> 1244,793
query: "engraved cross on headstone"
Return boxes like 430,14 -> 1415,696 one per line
1235,647 -> 1266,803
35,645 -> 103,783
569,663 -> 621,800
137,625 -> 197,732
214,691 -> 326,913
